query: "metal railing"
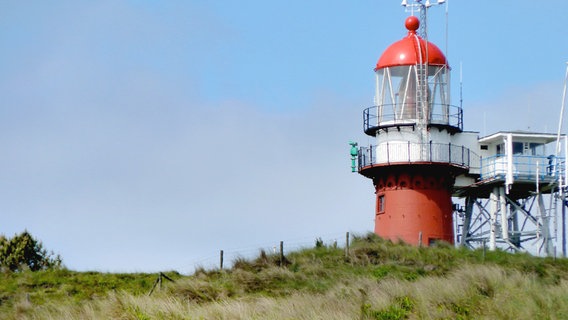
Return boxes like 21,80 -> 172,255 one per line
363,104 -> 463,133
480,154 -> 566,181
358,141 -> 480,170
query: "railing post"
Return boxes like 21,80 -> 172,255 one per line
462,145 -> 465,166
387,142 -> 390,164
483,155 -> 486,174
448,143 -> 452,164
429,140 -> 433,162
408,141 -> 411,163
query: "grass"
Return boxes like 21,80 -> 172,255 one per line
0,269 -> 181,319
1,233 -> 568,319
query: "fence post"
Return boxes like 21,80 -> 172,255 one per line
220,250 -> 224,271
279,241 -> 284,267
418,231 -> 423,247
345,232 -> 350,258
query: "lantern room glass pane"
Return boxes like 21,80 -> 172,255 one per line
375,65 -> 452,126
375,66 -> 416,122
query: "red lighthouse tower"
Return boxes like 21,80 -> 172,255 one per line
355,14 -> 478,246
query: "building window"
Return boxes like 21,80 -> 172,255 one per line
513,142 -> 523,155
530,143 -> 544,156
496,143 -> 504,155
377,194 -> 385,214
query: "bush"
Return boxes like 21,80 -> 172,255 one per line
0,231 -> 62,272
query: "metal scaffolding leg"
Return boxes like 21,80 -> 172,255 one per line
511,205 -> 520,248
489,188 -> 499,251
456,189 -> 558,255
500,188 -> 509,241
538,193 -> 554,256
560,188 -> 567,258
460,196 -> 474,247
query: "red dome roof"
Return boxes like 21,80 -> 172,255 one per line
375,16 -> 447,70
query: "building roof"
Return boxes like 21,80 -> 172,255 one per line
375,16 -> 447,70
478,131 -> 563,144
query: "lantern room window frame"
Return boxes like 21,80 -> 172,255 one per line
374,64 -> 451,126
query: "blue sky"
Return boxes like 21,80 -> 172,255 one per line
1,1 -> 567,272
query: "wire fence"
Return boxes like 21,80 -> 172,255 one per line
189,232 -> 352,272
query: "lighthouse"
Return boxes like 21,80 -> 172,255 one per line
355,14 -> 479,246
353,2 -> 568,255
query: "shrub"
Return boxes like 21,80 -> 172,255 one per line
0,231 -> 62,272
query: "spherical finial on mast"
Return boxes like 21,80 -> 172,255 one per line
405,16 -> 420,33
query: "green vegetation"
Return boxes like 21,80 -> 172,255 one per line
0,231 -> 62,272
2,233 -> 568,319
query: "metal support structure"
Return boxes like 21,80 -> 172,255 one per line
401,0 -> 446,39
538,193 -> 554,256
456,189 -> 557,256
458,196 -> 474,246
510,204 -> 521,248
557,63 -> 568,257
561,191 -> 566,258
488,188 -> 498,251
500,188 -> 509,241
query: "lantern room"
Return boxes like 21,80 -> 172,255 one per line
365,16 -> 461,136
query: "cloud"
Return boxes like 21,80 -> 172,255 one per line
0,51 -> 373,271
10,0 -> 568,271
463,81 -> 564,137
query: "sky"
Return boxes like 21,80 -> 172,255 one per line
1,1 -> 567,273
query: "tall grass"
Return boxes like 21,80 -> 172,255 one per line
3,234 -> 568,319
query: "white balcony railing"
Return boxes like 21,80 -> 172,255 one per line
480,154 -> 565,181
358,142 -> 480,170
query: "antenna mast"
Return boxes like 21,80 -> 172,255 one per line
557,62 -> 568,257
401,0 -> 448,146
556,63 -> 568,157
401,0 -> 447,39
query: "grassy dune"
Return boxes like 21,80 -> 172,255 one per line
2,234 -> 568,319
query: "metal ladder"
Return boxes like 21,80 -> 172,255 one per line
415,64 -> 428,123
